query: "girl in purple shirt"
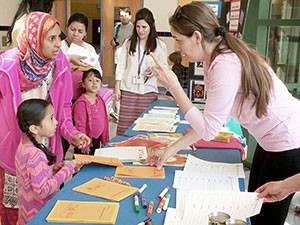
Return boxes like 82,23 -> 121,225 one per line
146,2 -> 300,225
72,69 -> 109,155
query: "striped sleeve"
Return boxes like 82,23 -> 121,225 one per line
28,150 -> 74,199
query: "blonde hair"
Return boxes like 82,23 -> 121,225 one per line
169,2 -> 273,118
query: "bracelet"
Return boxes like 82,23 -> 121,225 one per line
168,83 -> 180,92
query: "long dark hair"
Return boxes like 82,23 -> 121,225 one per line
129,8 -> 158,55
17,99 -> 56,165
7,0 -> 54,45
169,2 -> 273,118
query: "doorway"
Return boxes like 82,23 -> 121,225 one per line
101,0 -> 142,86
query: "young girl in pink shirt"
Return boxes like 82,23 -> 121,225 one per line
15,99 -> 88,225
72,69 -> 109,155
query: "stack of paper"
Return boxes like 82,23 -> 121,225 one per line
46,200 -> 119,224
132,106 -> 180,132
163,155 -> 263,224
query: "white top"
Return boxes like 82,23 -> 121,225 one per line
185,52 -> 300,152
61,39 -> 102,75
116,38 -> 167,95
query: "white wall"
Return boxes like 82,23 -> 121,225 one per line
144,0 -> 178,57
0,0 -> 20,26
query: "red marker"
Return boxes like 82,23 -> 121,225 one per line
158,186 -> 169,200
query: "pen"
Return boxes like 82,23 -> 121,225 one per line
163,194 -> 171,210
156,197 -> 166,213
158,186 -> 169,200
134,195 -> 139,213
147,200 -> 154,216
135,183 -> 147,196
144,66 -> 151,84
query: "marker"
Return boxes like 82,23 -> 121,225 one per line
156,197 -> 166,213
147,200 -> 154,216
134,195 -> 139,213
136,184 -> 147,196
137,218 -> 151,225
158,186 -> 169,200
163,194 -> 171,210
141,194 -> 147,208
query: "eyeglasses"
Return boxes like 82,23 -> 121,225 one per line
173,6 -> 203,32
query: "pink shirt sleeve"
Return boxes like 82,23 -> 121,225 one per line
29,150 -> 74,199
185,53 -> 242,141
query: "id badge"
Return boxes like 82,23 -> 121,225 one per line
132,75 -> 142,85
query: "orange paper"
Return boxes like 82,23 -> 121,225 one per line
74,154 -> 124,167
115,166 -> 165,179
72,178 -> 138,202
46,200 -> 119,224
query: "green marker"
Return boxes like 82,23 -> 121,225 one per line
134,195 -> 139,213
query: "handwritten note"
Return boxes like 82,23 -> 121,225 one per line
46,200 -> 119,224
73,178 -> 138,202
115,166 -> 165,179
74,154 -> 124,167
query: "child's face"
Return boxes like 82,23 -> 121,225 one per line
83,72 -> 102,94
37,105 -> 58,138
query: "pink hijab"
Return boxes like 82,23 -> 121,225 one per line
16,11 -> 59,91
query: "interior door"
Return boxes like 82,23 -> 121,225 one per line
52,0 -> 66,33
102,0 -> 142,84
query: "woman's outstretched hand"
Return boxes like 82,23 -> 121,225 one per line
145,147 -> 175,170
150,53 -> 180,89
255,181 -> 290,203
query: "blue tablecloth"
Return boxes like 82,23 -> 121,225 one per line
28,136 -> 246,225
28,100 -> 248,225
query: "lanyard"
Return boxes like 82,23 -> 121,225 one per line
138,38 -> 146,77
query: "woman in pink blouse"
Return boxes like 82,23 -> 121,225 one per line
146,2 -> 300,225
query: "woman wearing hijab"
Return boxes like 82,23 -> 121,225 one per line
0,12 -> 90,225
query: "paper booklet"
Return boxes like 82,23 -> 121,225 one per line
74,154 -> 124,167
94,146 -> 147,162
46,200 -> 119,224
115,166 -> 165,179
73,178 -> 138,202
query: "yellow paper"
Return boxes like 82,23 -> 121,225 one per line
213,131 -> 234,143
115,166 -> 165,179
73,178 -> 138,202
46,200 -> 119,224
74,154 -> 124,167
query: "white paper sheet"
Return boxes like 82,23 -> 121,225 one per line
67,43 -> 99,67
94,146 -> 147,162
180,191 -> 263,225
163,208 -> 182,225
173,170 -> 240,191
184,155 -> 245,178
